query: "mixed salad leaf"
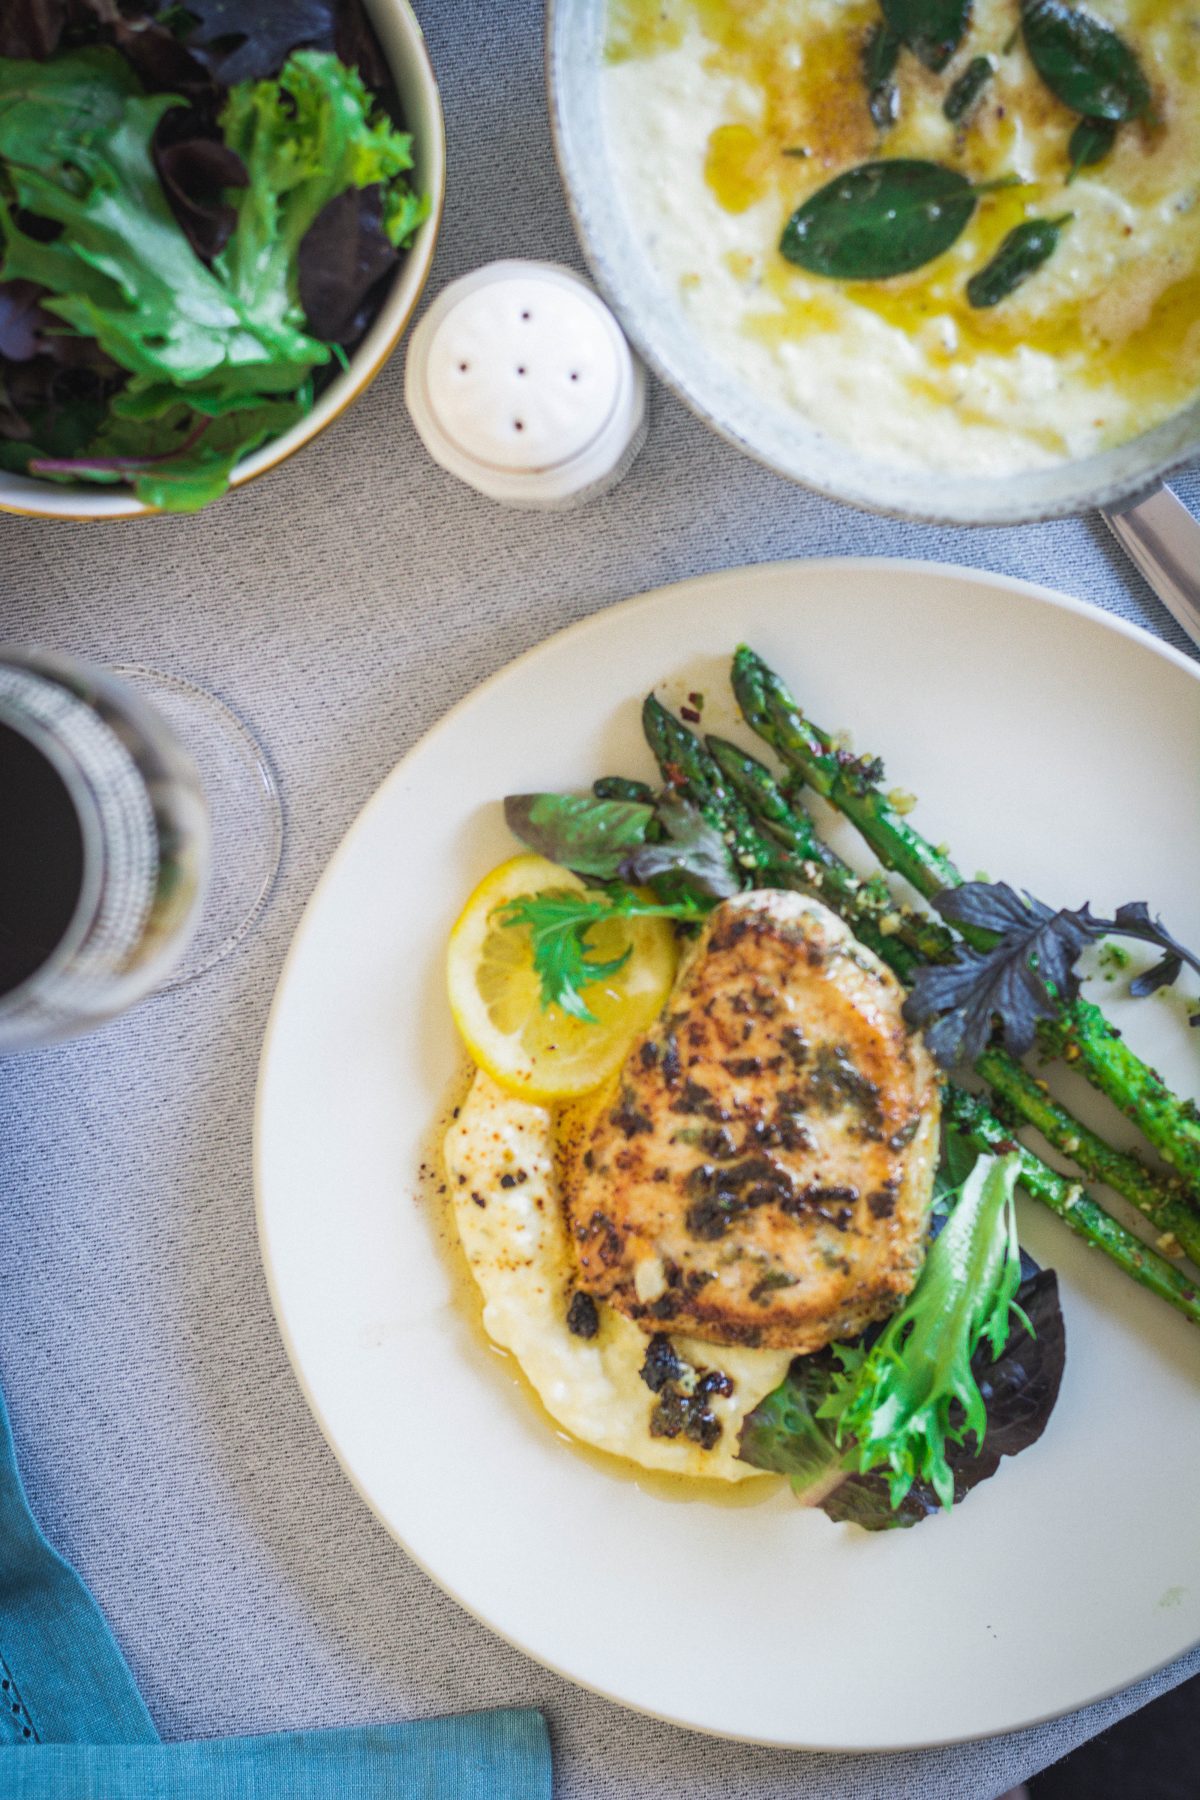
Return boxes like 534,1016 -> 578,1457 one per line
904,883 -> 1200,1070
504,789 -> 740,900
0,1 -> 426,509
739,1151 -> 1067,1527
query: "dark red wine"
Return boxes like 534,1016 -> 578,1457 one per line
0,720 -> 85,997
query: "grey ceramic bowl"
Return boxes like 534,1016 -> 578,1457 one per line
546,0 -> 1200,525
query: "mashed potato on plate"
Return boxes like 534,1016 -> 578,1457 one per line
444,1070 -> 792,1480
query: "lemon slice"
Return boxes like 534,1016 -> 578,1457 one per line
446,854 -> 678,1101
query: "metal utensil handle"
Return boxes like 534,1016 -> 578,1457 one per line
1102,482 -> 1200,652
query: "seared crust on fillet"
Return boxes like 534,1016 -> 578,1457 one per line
561,891 -> 939,1352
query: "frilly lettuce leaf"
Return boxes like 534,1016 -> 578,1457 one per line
820,1153 -> 1027,1509
216,50 -> 424,345
739,1153 -> 1066,1528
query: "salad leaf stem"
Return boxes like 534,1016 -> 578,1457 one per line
30,415 -> 211,474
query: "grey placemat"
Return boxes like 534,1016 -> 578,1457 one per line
1,2 -> 1197,1795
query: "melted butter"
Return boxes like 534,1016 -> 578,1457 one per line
609,0 -> 1200,448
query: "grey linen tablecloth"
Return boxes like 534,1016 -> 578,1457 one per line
2,2 -> 1198,1794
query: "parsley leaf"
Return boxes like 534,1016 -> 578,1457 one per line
903,882 -> 1200,1070
493,886 -> 707,1024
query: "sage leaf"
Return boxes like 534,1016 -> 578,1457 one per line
880,0 -> 971,72
1067,114 -> 1117,180
966,213 -> 1072,308
944,54 -> 994,122
863,22 -> 902,130
1020,0 -> 1150,122
781,159 -> 1003,281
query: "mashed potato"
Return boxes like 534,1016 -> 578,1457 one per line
444,1070 -> 792,1480
604,0 -> 1200,475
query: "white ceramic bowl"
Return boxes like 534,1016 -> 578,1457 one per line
0,0 -> 445,521
546,0 -> 1200,525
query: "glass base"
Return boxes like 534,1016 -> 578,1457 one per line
112,667 -> 283,987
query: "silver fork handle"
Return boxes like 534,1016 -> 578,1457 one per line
1102,482 -> 1200,653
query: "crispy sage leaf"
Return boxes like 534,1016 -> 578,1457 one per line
966,213 -> 1072,308
1067,114 -> 1118,180
880,0 -> 971,72
1020,0 -> 1150,122
862,23 -> 902,130
944,54 -> 994,122
781,160 -> 1005,281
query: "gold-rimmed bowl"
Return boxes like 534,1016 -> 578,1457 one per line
0,0 -> 445,522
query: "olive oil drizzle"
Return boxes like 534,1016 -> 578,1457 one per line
607,0 -> 1200,435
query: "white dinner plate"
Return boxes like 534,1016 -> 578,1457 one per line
255,559 -> 1200,1750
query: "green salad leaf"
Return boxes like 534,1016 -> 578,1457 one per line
818,1152 -> 1028,1509
504,793 -> 657,880
28,394 -> 309,512
216,50 -> 424,349
0,51 -> 321,397
504,789 -> 740,900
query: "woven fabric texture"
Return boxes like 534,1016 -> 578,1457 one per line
0,1 -> 1197,1796
0,1714 -> 551,1799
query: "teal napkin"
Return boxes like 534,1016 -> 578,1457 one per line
0,1376 -> 551,1795
0,1715 -> 552,1797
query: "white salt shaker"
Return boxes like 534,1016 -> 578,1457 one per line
404,260 -> 647,509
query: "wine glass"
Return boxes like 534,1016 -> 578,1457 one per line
0,646 -> 282,1051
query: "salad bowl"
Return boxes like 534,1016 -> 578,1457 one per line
0,0 -> 445,522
